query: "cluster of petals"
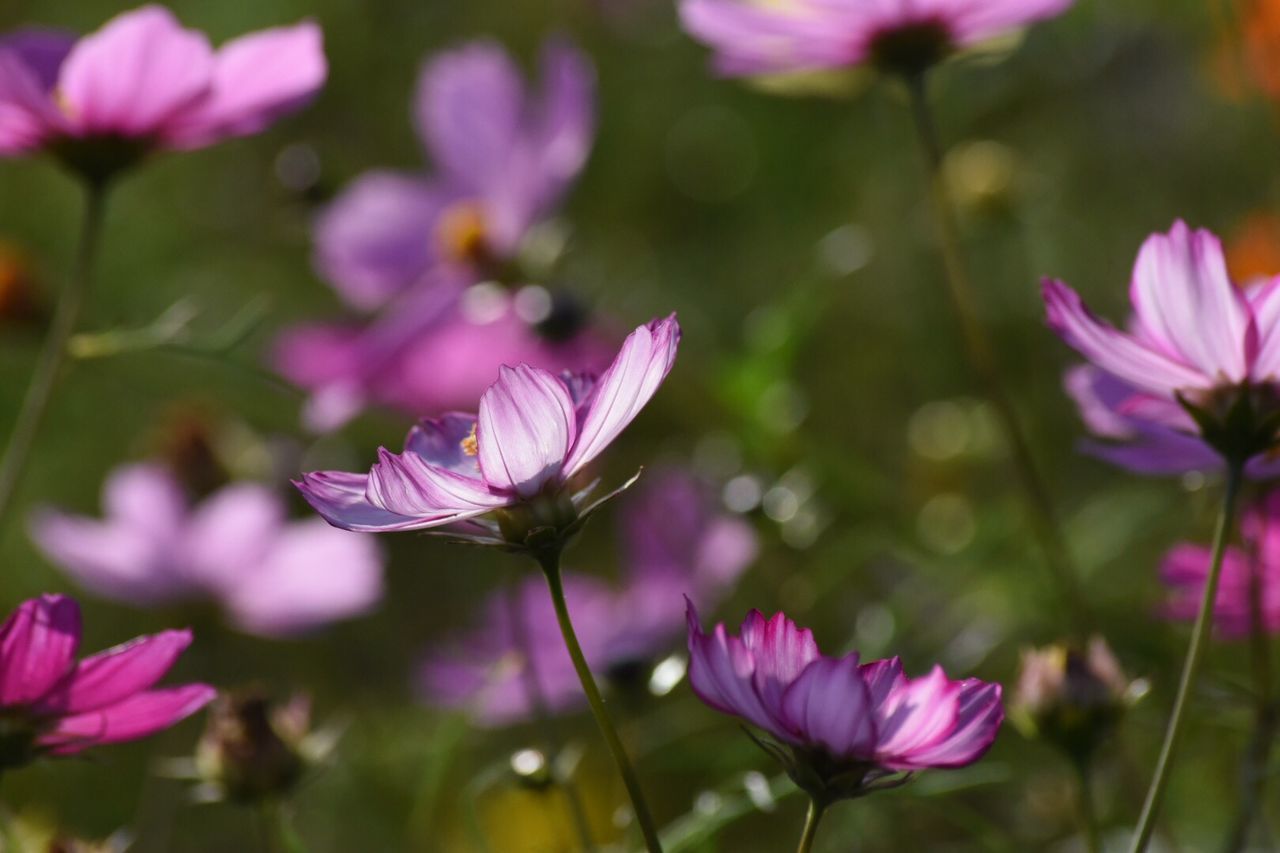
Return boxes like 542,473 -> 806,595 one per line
296,315 -> 680,533
275,37 -> 601,429
1161,490 -> 1280,638
679,0 -> 1075,77
419,469 -> 758,725
0,594 -> 213,760
0,5 -> 325,157
31,464 -> 384,638
687,606 -> 1003,773
1045,221 -> 1280,460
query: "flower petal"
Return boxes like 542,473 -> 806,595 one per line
367,447 -> 510,518
872,665 -> 963,768
891,679 -> 1003,768
685,602 -> 787,738
0,29 -> 75,91
780,653 -> 877,759
0,595 -> 81,707
563,316 -> 680,477
476,365 -> 576,497
295,470 -> 434,532
40,684 -> 215,755
34,629 -> 192,716
679,0 -> 860,76
739,608 -> 820,718
405,412 -> 482,475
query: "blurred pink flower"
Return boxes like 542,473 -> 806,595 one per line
30,464 -> 383,638
419,469 -> 758,725
687,605 -> 1003,800
1045,221 -> 1280,465
0,6 -> 325,176
296,316 -> 679,542
1161,491 -> 1280,639
679,0 -> 1074,77
0,593 -> 213,765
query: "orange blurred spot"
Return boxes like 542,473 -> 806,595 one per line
1226,212 -> 1280,284
0,241 -> 40,324
436,201 -> 491,266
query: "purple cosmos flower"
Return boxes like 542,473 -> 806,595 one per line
679,0 -> 1075,78
313,38 -> 594,311
419,469 -> 758,725
0,593 -> 214,767
30,464 -> 384,638
296,315 -> 680,548
1044,221 -> 1280,465
1161,491 -> 1280,639
687,605 -> 1003,801
273,281 -> 611,432
0,6 -> 325,178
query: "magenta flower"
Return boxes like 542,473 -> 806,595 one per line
1044,221 -> 1280,466
313,38 -> 593,311
687,605 -> 1003,801
296,315 -> 680,548
419,469 -> 757,725
0,6 -> 325,179
679,0 -> 1074,78
0,594 -> 213,767
1161,491 -> 1280,639
30,464 -> 384,638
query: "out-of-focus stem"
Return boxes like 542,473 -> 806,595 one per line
795,799 -> 826,853
503,578 -> 597,851
537,551 -> 663,853
1075,757 -> 1102,853
1128,461 -> 1245,853
901,72 -> 1089,636
0,180 -> 109,531
1222,530 -> 1278,853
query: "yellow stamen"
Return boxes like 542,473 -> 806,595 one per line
436,201 -> 489,264
460,423 -> 479,457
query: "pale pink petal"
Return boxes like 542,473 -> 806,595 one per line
893,680 -> 1003,768
740,609 -> 820,718
873,665 -> 963,766
57,5 -> 215,137
1248,276 -> 1280,379
679,0 -> 862,76
294,470 -> 434,532
563,316 -> 680,476
476,365 -> 576,497
182,484 -> 284,589
686,603 -> 786,737
529,39 -> 595,210
41,684 -> 215,754
34,629 -> 192,715
0,595 -> 81,707
0,36 -> 69,153
366,447 -> 510,518
780,654 -> 876,759
1128,222 -> 1254,382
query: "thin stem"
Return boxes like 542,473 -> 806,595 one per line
537,551 -> 663,853
503,577 -> 597,851
796,799 -> 826,853
1222,528 -> 1278,853
0,180 -> 109,529
901,72 -> 1089,636
1075,758 -> 1102,853
260,801 -> 307,853
1128,461 -> 1245,853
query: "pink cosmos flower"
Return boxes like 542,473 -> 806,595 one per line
30,464 -> 384,638
0,593 -> 213,766
0,6 -> 325,177
419,469 -> 758,725
296,315 -> 680,545
687,605 -> 1003,800
1044,221 -> 1280,465
1161,491 -> 1280,639
679,0 -> 1075,78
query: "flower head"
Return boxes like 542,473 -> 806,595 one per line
686,605 -> 1003,803
679,0 -> 1074,78
313,38 -> 593,311
0,594 -> 214,769
296,315 -> 680,552
1044,221 -> 1280,465
0,6 -> 325,180
419,469 -> 757,725
30,464 -> 384,638
1161,491 -> 1280,639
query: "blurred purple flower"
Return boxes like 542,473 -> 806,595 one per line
0,593 -> 214,765
1045,221 -> 1280,465
296,315 -> 679,543
1161,491 -> 1280,639
0,5 -> 324,174
679,0 -> 1074,77
418,469 -> 758,725
687,605 -> 1003,800
312,38 -> 594,310
30,464 -> 384,638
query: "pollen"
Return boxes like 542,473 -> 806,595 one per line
52,88 -> 77,120
436,201 -> 489,264
460,423 -> 479,457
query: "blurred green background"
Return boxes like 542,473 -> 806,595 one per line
0,0 -> 1278,849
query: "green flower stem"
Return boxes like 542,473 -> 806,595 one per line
1074,757 -> 1101,853
795,799 -> 826,853
901,71 -> 1089,636
0,180 -> 110,531
537,550 -> 663,852
1128,461 -> 1245,853
504,576 -> 597,851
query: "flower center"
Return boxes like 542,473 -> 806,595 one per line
436,201 -> 491,266
460,424 -> 479,457
866,20 -> 954,77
